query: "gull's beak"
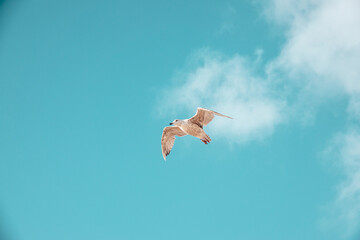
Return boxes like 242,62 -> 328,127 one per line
169,123 -> 173,125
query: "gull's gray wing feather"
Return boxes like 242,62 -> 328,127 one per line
189,107 -> 232,128
161,126 -> 187,160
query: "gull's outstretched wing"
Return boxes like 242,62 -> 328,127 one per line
161,126 -> 187,160
189,107 -> 232,128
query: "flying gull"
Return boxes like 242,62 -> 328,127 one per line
161,107 -> 232,160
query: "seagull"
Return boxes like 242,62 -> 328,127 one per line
161,107 -> 232,160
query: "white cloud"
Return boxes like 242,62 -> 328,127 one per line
261,0 -> 325,27
269,0 -> 360,96
159,49 -> 285,143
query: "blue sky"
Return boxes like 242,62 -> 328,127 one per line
0,0 -> 359,240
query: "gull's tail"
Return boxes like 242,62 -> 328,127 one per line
213,110 -> 233,119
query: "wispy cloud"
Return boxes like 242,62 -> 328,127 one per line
337,131 -> 360,237
158,49 -> 285,143
323,130 -> 360,238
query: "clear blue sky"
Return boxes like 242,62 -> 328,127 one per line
1,0 -> 359,240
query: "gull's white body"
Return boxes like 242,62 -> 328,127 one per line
161,107 -> 232,160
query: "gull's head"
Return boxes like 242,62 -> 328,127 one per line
170,119 -> 182,126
